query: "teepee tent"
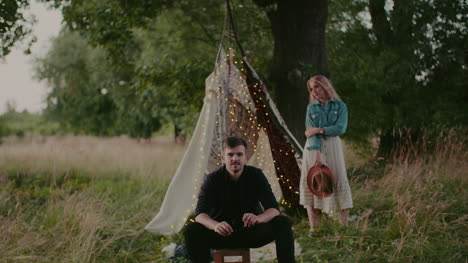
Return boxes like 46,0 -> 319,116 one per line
145,1 -> 303,235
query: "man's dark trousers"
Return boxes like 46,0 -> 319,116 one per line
184,215 -> 295,263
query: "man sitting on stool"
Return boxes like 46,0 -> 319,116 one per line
184,136 -> 296,263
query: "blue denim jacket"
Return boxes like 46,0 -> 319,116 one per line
306,99 -> 348,151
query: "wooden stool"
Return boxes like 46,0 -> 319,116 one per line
213,248 -> 250,263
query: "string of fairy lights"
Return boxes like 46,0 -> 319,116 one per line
171,47 -> 300,230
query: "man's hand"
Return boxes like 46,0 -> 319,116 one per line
242,213 -> 261,228
214,221 -> 233,237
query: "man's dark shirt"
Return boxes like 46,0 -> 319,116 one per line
195,165 -> 279,231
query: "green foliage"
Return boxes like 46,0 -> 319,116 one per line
6,170 -> 91,208
0,115 -> 11,139
327,0 -> 468,151
0,0 -> 36,57
127,1 -> 273,136
34,0 -> 467,152
34,30 -> 123,136
2,0 -> 274,139
3,0 -> 466,153
128,8 -> 217,137
33,0 -> 274,138
0,109 -> 61,137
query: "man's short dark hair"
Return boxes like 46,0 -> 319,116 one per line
223,136 -> 247,150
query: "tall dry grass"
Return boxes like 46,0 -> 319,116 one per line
354,129 -> 467,262
1,133 -> 466,262
381,129 -> 467,261
0,135 -> 187,262
0,135 -> 186,179
298,129 -> 467,262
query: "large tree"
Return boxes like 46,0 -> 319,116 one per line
252,0 -> 329,145
326,0 -> 467,156
34,31 -> 121,135
35,1 -> 226,137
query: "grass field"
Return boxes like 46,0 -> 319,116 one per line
0,134 -> 466,262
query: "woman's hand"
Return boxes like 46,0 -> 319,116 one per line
312,91 -> 318,101
313,150 -> 322,166
305,127 -> 322,137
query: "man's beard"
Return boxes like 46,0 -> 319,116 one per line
230,162 -> 241,172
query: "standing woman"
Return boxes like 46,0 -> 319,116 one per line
299,75 -> 353,232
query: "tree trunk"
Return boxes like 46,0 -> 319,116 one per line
261,0 -> 329,146
369,0 -> 420,158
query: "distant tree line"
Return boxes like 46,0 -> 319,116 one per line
0,102 -> 61,140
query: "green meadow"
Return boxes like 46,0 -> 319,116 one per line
1,134 -> 466,262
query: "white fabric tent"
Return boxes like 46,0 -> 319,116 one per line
145,48 -> 301,235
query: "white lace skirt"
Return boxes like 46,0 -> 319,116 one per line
299,136 -> 353,213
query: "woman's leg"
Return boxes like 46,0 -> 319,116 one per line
306,206 -> 321,230
338,209 -> 349,226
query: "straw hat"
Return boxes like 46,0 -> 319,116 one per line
307,164 -> 335,198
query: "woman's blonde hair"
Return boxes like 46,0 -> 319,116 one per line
306,75 -> 341,103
